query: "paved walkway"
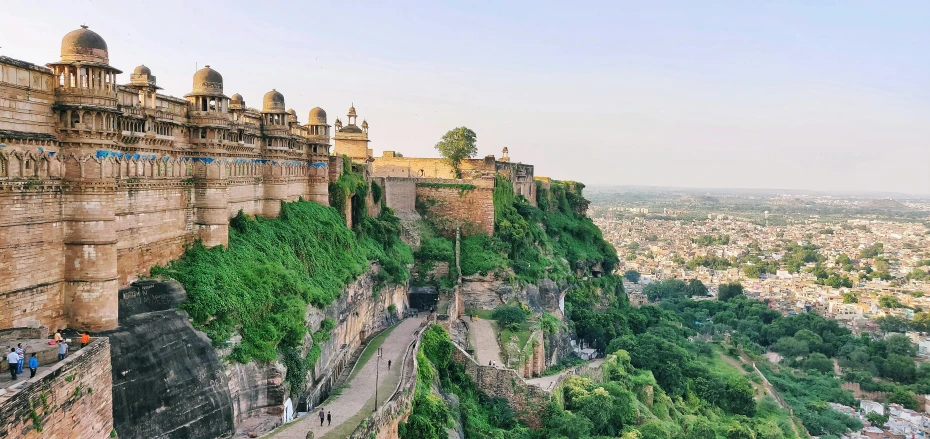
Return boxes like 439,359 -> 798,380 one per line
526,358 -> 604,391
269,317 -> 423,439
470,318 -> 503,367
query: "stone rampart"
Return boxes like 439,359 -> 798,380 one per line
415,178 -> 494,236
450,343 -> 548,429
0,51 -> 333,333
0,337 -> 114,439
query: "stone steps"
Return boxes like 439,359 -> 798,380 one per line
329,349 -> 363,392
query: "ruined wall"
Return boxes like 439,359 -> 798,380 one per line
379,177 -> 416,213
0,338 -> 114,439
450,344 -> 548,429
415,178 -> 494,236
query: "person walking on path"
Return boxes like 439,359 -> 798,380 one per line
15,344 -> 24,374
7,348 -> 19,380
28,353 -> 38,378
326,411 -> 331,426
387,359 -> 391,371
80,333 -> 90,348
58,341 -> 68,361
318,408 -> 324,426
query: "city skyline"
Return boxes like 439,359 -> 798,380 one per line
2,0 -> 927,193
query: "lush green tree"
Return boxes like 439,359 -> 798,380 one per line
886,334 -> 916,357
689,279 -> 709,297
644,279 -> 690,302
743,265 -> 763,278
685,418 -> 717,439
718,283 -> 745,302
772,337 -> 809,358
860,243 -> 884,259
866,412 -> 889,427
883,354 -> 917,383
624,269 -> 642,284
803,353 -> 835,374
639,421 -> 672,439
912,312 -> 930,332
754,420 -> 784,439
491,305 -> 528,329
724,376 -> 757,415
888,387 -> 920,409
434,126 -> 477,178
877,316 -> 909,333
725,421 -> 756,439
878,296 -> 902,309
545,408 -> 593,439
842,292 -> 858,303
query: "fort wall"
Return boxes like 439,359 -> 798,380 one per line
0,49 -> 333,332
450,343 -> 547,429
0,337 -> 114,439
414,178 -> 495,236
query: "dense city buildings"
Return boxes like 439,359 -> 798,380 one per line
590,189 -> 930,336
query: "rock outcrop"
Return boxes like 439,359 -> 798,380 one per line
106,280 -> 235,439
108,269 -> 409,439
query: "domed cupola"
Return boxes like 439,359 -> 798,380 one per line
229,93 -> 244,110
60,25 -> 111,65
190,65 -> 224,96
308,107 -> 327,124
262,89 -> 286,113
286,108 -> 298,123
129,64 -> 159,89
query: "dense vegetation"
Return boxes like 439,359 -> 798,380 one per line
460,176 -> 618,283
152,162 -> 412,392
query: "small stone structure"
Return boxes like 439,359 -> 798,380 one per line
450,343 -> 548,428
0,337 -> 114,439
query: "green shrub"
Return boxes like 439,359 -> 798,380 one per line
492,305 -> 529,328
151,200 -> 409,365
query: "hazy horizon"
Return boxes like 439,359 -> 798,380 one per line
2,1 -> 927,194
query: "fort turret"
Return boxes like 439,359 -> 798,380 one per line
185,65 -> 230,248
48,26 -> 122,331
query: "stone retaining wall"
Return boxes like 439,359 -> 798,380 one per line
450,343 -> 548,429
0,337 -> 113,439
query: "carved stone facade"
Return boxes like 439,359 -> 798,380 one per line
0,26 -> 335,332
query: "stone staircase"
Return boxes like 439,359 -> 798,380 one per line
328,348 -> 363,394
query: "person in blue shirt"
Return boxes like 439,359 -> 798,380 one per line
28,353 -> 38,378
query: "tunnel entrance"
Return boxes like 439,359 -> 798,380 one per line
408,286 -> 439,311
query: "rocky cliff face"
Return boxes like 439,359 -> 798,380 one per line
106,281 -> 235,439
108,269 -> 409,439
460,275 -> 564,314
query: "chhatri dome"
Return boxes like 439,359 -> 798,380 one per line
60,25 -> 109,64
308,107 -> 327,124
190,65 -> 224,96
262,89 -> 285,112
133,65 -> 151,75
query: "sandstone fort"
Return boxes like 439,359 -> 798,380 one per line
0,25 -> 535,334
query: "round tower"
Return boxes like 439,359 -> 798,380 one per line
48,26 -> 122,331
185,66 -> 230,248
260,89 -> 290,217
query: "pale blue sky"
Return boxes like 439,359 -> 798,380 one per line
2,1 -> 928,194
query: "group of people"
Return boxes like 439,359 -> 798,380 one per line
4,329 -> 89,382
6,344 -> 38,380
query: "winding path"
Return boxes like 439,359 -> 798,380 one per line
469,318 -> 503,367
268,317 -> 423,439
526,358 -> 604,391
